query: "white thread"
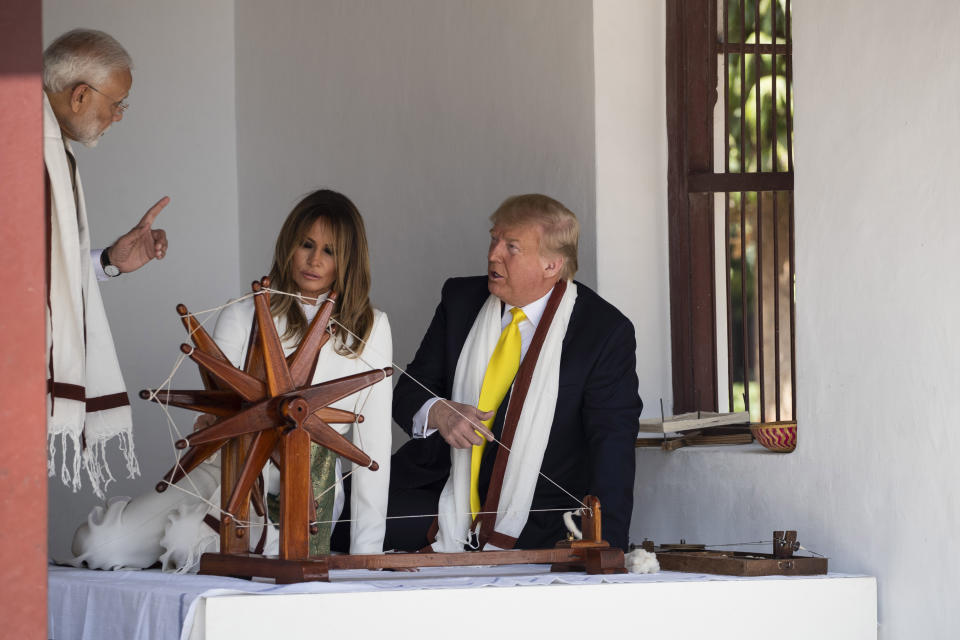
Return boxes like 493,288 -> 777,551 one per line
326,315 -> 590,514
143,286 -> 590,534
702,540 -> 772,548
562,510 -> 583,540
677,539 -> 825,558
309,506 -> 577,527
150,353 -> 236,520
181,291 -> 259,341
456,520 -> 481,550
796,545 -> 825,558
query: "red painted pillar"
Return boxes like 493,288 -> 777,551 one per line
0,2 -> 47,638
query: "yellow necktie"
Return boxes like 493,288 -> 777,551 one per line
470,307 -> 526,519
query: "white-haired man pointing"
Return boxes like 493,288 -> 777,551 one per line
43,28 -> 169,496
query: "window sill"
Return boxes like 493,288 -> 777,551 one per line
636,430 -> 753,451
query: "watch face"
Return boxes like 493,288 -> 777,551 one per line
104,264 -> 121,277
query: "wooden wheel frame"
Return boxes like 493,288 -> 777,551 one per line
145,277 -> 624,583
144,277 -> 391,580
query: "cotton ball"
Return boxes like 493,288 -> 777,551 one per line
625,548 -> 660,574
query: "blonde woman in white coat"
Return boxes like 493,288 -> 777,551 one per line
70,190 -> 391,571
211,189 -> 392,555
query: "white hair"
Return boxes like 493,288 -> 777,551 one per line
42,29 -> 132,93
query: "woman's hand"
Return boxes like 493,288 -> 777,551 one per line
193,413 -> 216,432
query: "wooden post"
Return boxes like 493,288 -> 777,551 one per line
279,398 -> 312,560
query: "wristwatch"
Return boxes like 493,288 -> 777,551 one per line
101,248 -> 121,277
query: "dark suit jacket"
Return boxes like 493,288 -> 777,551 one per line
392,276 -> 642,551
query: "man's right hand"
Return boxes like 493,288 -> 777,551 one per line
108,196 -> 170,274
428,400 -> 495,449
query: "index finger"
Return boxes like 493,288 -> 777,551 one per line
471,422 -> 495,442
139,196 -> 171,227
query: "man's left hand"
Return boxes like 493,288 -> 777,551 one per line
108,196 -> 170,273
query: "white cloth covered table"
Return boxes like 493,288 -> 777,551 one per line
48,563 -> 877,640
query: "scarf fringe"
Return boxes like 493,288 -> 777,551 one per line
47,431 -> 141,499
47,432 -> 84,492
117,430 -> 141,479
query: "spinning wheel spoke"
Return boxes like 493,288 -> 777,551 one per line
252,279 -> 295,395
269,446 -> 282,470
288,292 -> 337,386
303,415 -> 376,470
182,397 -> 280,447
178,304 -> 230,390
225,428 -> 282,519
181,343 -> 266,402
140,388 -> 241,417
243,315 -> 267,381
155,440 -> 226,492
314,406 -> 363,424
297,368 -> 392,413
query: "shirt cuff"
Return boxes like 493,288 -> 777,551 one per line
412,397 -> 441,438
91,249 -> 109,281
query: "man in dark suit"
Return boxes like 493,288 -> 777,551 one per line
387,194 -> 642,553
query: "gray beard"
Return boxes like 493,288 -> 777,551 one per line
80,124 -> 110,148
67,112 -> 110,148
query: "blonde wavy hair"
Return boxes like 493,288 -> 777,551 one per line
490,194 -> 579,280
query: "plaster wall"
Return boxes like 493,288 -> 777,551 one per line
593,0 -> 672,415
599,3 -> 960,638
43,0 -> 240,560
233,0 -> 598,435
37,4 -> 960,636
43,0 -> 597,555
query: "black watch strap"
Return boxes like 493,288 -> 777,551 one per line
101,248 -> 121,277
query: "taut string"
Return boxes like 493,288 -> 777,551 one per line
146,286 -> 590,535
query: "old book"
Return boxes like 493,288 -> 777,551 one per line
637,410 -> 750,434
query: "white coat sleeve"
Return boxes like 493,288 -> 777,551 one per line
348,310 -> 393,554
211,298 -> 254,368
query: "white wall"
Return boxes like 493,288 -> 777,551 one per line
43,0 -> 240,560
593,0 -> 671,415
42,3 -> 960,636
597,2 -> 960,638
43,0 -> 597,554
233,0 -> 598,402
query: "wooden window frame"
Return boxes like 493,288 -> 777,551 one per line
666,0 -> 796,422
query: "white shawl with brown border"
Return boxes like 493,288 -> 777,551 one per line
434,281 -> 577,552
44,94 -> 138,498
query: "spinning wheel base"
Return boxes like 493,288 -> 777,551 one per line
198,543 -> 625,583
199,552 -> 330,584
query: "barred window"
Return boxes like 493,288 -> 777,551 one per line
666,0 -> 795,425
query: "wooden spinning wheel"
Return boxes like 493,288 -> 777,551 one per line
142,277 -> 391,582
145,277 -> 625,583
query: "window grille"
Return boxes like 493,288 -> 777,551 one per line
667,0 -> 795,423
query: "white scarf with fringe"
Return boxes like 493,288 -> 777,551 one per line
434,281 -> 577,552
44,94 -> 139,498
